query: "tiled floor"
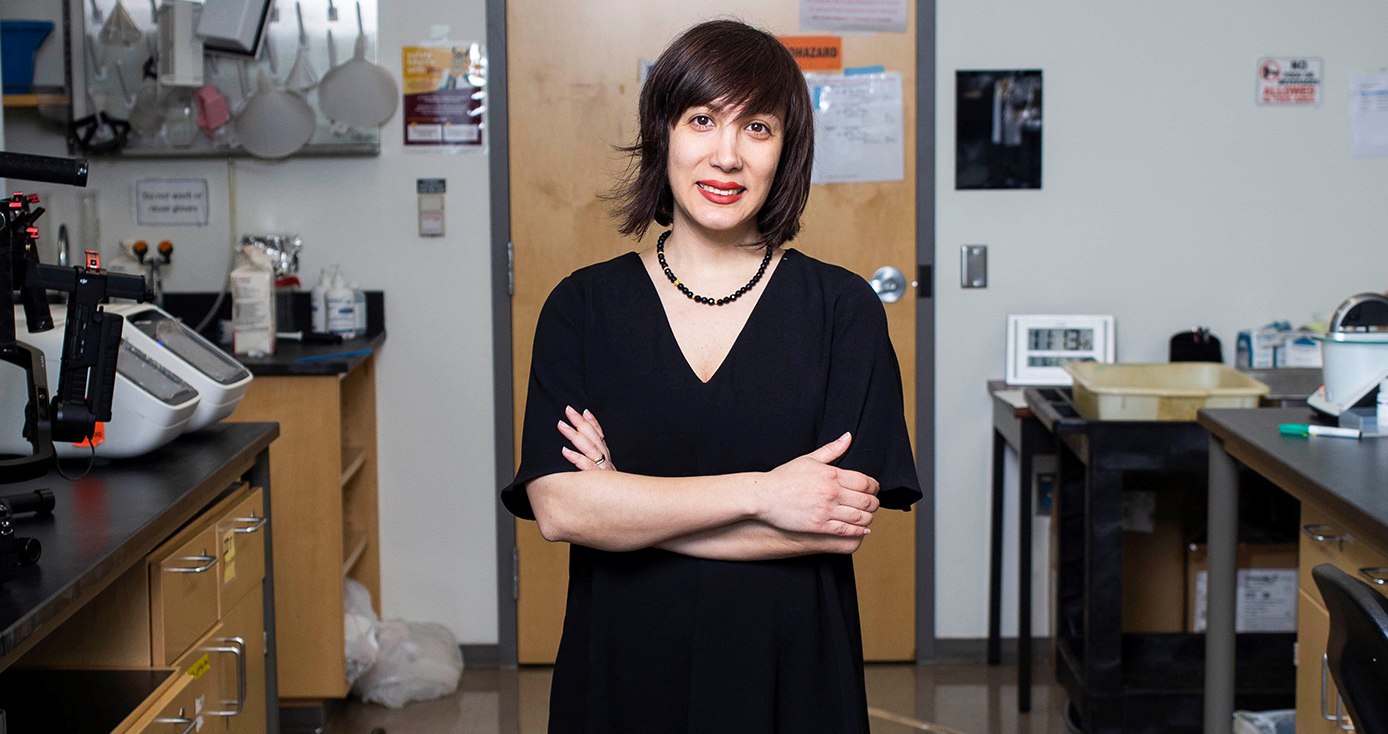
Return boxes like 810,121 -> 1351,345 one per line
333,662 -> 1071,734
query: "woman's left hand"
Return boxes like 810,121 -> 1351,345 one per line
558,406 -> 616,471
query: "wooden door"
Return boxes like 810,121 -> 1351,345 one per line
510,1 -> 918,663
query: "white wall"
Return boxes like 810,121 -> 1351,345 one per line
935,1 -> 1388,638
5,0 -> 498,643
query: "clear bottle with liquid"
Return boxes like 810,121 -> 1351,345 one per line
326,268 -> 356,337
310,266 -> 332,333
351,283 -> 367,338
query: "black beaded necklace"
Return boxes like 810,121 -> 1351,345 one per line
656,230 -> 773,306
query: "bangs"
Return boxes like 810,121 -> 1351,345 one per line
653,28 -> 804,127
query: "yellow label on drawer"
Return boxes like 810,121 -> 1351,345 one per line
188,653 -> 211,679
222,528 -> 236,583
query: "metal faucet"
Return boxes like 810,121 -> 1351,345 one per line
133,240 -> 173,306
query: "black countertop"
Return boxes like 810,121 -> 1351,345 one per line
159,291 -> 386,376
230,330 -> 387,376
0,422 -> 278,664
1199,407 -> 1388,547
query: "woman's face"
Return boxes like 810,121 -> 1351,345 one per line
666,103 -> 784,241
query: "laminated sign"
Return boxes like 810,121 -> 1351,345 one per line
1257,57 -> 1322,106
402,43 -> 487,148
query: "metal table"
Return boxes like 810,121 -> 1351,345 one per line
1198,407 -> 1388,734
986,380 -> 1057,713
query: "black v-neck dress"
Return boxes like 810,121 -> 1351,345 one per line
502,248 -> 922,734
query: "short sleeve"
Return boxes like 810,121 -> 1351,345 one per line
819,277 -> 923,511
501,277 -> 587,520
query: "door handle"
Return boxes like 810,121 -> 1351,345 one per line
869,266 -> 906,303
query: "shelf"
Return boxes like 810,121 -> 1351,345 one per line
340,445 -> 367,487
3,92 -> 69,108
343,531 -> 368,577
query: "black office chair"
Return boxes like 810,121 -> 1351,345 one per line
1312,563 -> 1388,734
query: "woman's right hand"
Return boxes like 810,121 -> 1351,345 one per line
755,432 -> 880,537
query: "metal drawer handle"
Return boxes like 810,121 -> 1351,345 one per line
1303,525 -> 1344,543
231,515 -> 267,534
1323,654 -> 1338,722
165,554 -> 218,573
1358,567 -> 1388,585
1337,697 -> 1356,732
204,636 -> 247,716
153,709 -> 197,734
1323,653 -> 1357,731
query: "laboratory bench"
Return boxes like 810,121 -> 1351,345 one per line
0,421 -> 280,733
1199,407 -> 1388,734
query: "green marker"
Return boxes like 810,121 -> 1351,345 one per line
1279,423 -> 1361,439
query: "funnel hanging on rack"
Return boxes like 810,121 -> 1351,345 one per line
98,0 -> 144,47
284,2 -> 318,92
316,2 -> 397,128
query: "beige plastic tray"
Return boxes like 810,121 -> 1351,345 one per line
1064,363 -> 1270,421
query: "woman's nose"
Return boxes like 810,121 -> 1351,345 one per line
710,129 -> 742,171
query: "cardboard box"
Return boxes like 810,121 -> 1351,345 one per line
1121,491 -> 1186,633
1186,543 -> 1298,633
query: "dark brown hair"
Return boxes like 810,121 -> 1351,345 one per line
609,19 -> 814,252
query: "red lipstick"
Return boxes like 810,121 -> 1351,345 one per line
696,179 -> 746,205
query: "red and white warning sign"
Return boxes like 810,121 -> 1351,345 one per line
1257,57 -> 1322,106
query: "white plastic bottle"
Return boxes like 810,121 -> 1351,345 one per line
1377,379 -> 1388,431
351,283 -> 367,338
326,268 -> 356,337
310,266 -> 332,333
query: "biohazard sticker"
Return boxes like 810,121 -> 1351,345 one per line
1257,57 -> 1322,106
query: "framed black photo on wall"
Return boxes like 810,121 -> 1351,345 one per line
956,70 -> 1043,189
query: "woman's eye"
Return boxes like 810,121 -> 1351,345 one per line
691,115 -> 714,127
747,122 -> 771,135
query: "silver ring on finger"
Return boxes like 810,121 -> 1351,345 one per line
594,453 -> 607,467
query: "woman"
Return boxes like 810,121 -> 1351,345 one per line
502,19 -> 921,733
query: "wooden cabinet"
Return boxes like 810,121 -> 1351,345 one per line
227,355 -> 381,701
13,483 -> 272,733
1295,502 -> 1388,734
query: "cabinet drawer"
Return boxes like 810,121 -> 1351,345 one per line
221,588 -> 267,734
150,525 -> 221,666
1296,590 -> 1356,734
1299,504 -> 1388,608
126,668 -> 202,734
216,487 -> 267,614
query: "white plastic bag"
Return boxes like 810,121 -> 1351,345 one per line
343,578 -> 379,687
352,621 -> 464,708
1234,710 -> 1295,734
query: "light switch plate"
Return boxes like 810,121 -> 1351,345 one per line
961,245 -> 987,288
